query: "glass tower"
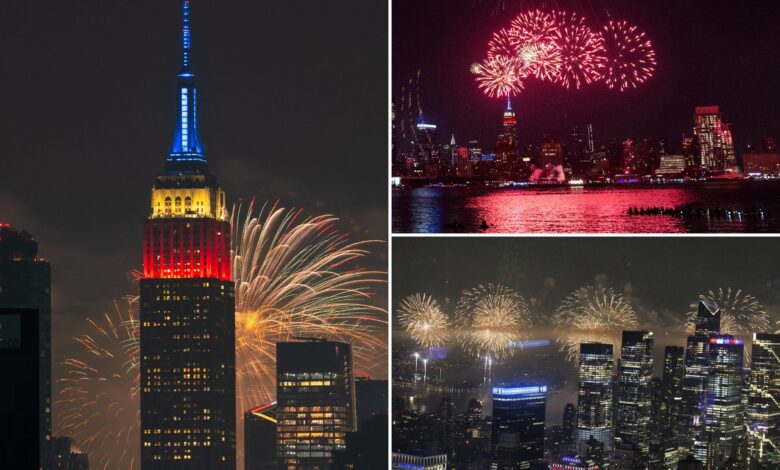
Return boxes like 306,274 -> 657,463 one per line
616,331 -> 654,455
747,333 -> 780,467
139,1 -> 236,467
575,343 -> 614,458
490,385 -> 547,470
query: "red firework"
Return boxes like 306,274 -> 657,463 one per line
552,10 -> 605,89
599,20 -> 656,91
474,55 -> 525,98
507,10 -> 561,80
488,28 -> 518,61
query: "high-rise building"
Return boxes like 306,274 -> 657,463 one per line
563,403 -> 576,448
701,336 -> 744,468
576,343 -> 614,457
392,452 -> 447,470
747,333 -> 780,467
276,339 -> 357,469
682,301 -> 721,456
355,377 -> 389,423
0,225 -> 51,469
539,137 -> 564,168
616,331 -> 654,455
490,385 -> 547,469
139,2 -> 236,467
496,97 -> 520,177
662,346 -> 686,443
0,309 -> 40,469
244,403 -> 277,470
52,437 -> 89,470
466,398 -> 484,439
694,106 -> 737,173
550,456 -> 599,470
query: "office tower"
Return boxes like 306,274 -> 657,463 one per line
539,137 -> 564,168
276,339 -> 357,469
682,301 -> 721,455
699,336 -> 745,468
468,140 -> 483,164
616,331 -> 654,454
0,225 -> 51,469
576,343 -> 614,457
694,106 -> 736,173
747,334 -> 780,467
491,385 -> 547,469
355,377 -> 389,423
52,437 -> 89,470
496,97 -> 520,176
563,403 -> 576,448
0,309 -> 39,469
392,453 -> 447,470
139,1 -> 236,467
663,346 -> 686,441
466,399 -> 484,439
244,403 -> 277,470
492,433 -> 523,470
551,456 -> 599,470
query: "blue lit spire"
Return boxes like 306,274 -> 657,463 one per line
168,0 -> 204,167
506,96 -> 513,111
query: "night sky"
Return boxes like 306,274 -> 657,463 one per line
393,0 -> 780,153
392,236 -> 780,419
0,0 -> 387,444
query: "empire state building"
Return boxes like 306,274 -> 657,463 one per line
139,1 -> 236,467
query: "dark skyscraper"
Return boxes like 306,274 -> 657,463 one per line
0,225 -> 51,469
563,403 -> 576,449
662,346 -> 685,442
139,1 -> 236,467
575,343 -> 614,458
616,331 -> 654,455
244,403 -> 277,470
490,385 -> 547,470
747,333 -> 780,468
276,339 -> 357,469
0,309 -> 40,469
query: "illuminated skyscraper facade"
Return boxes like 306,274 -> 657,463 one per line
575,343 -> 614,458
616,331 -> 654,455
694,106 -> 738,173
0,225 -> 51,469
701,336 -> 744,468
496,97 -> 520,176
490,385 -> 547,470
139,1 -> 236,467
276,339 -> 357,469
662,346 -> 686,443
747,334 -> 780,468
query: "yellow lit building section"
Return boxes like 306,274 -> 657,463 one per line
150,181 -> 227,221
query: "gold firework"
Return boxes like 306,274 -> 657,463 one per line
553,285 -> 638,362
397,293 -> 449,348
455,284 -> 532,361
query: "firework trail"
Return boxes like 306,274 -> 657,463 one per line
474,55 -> 526,98
57,201 -> 387,469
56,298 -> 140,470
455,284 -> 532,361
599,20 -> 656,91
553,285 -> 638,362
552,10 -> 604,89
686,288 -> 770,363
397,293 -> 450,349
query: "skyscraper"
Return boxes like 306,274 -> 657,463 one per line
244,403 -> 277,470
563,403 -> 576,449
0,225 -> 51,469
0,309 -> 40,469
694,106 -> 737,173
682,300 -> 721,457
662,346 -> 686,443
616,331 -> 654,455
490,385 -> 547,470
496,97 -> 520,177
575,343 -> 614,458
701,336 -> 745,468
747,333 -> 780,467
276,339 -> 357,469
139,2 -> 236,467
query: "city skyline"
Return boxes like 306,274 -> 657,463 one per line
394,0 -> 780,149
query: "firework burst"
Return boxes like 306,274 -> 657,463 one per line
686,287 -> 770,343
508,9 -> 561,80
553,285 -> 638,362
474,55 -> 526,98
397,293 -> 449,349
57,200 -> 387,469
455,284 -> 532,361
552,11 -> 605,89
56,298 -> 140,469
599,20 -> 656,91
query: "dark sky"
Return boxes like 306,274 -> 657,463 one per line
393,0 -> 780,153
0,0 -> 387,432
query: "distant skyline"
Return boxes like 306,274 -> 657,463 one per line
393,0 -> 780,151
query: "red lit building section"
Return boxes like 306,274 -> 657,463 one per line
143,218 -> 231,281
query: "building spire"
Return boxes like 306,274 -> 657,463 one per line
506,95 -> 513,111
168,0 -> 205,172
